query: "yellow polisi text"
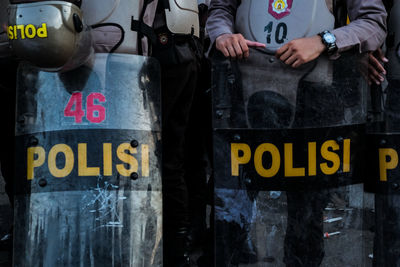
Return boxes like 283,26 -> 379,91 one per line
7,23 -> 48,40
27,143 -> 150,180
379,148 -> 399,182
231,139 -> 351,178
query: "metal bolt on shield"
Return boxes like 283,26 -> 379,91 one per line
38,179 -> 47,187
130,172 -> 139,180
233,134 -> 241,141
130,140 -> 139,148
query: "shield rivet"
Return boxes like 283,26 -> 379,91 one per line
130,140 -> 139,148
336,136 -> 343,143
130,172 -> 139,180
380,139 -> 387,145
216,110 -> 223,118
233,134 -> 241,141
392,183 -> 399,190
269,57 -> 275,63
38,179 -> 47,187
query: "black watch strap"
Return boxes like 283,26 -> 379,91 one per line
319,30 -> 337,55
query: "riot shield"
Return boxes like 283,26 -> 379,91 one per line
13,53 -> 162,266
212,48 -> 368,266
365,2 -> 400,266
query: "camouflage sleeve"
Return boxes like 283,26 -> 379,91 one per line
332,0 -> 387,53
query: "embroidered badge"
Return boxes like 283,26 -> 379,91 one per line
268,0 -> 292,20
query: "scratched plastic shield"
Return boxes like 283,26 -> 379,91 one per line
211,49 -> 369,266
13,53 -> 162,266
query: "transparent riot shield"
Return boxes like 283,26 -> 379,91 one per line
365,2 -> 400,266
13,54 -> 162,266
212,48 -> 368,266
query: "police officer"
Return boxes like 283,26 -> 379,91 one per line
86,1 -> 202,266
206,0 -> 386,266
6,0 -> 201,266
208,1 -> 386,62
366,0 -> 400,265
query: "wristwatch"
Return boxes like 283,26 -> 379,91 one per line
318,30 -> 337,55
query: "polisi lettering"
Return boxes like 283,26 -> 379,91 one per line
379,148 -> 399,182
27,142 -> 150,180
231,139 -> 351,178
7,23 -> 48,40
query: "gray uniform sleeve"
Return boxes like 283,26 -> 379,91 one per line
332,0 -> 387,53
206,0 -> 239,46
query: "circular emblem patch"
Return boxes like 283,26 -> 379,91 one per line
272,0 -> 287,13
268,0 -> 292,20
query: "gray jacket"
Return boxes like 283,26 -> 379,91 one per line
206,0 -> 387,54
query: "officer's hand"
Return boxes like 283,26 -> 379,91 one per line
367,48 -> 388,85
276,36 -> 325,68
216,33 -> 266,59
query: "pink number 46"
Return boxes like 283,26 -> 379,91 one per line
64,92 -> 106,123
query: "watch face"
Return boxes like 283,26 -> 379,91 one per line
323,32 -> 336,44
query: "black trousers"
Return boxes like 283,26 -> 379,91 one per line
183,53 -> 212,236
161,56 -> 199,239
0,58 -> 18,207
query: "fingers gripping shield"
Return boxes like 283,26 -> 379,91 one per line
211,49 -> 369,266
13,54 -> 162,266
8,1 -> 92,71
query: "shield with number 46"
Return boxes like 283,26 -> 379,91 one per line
13,54 -> 163,266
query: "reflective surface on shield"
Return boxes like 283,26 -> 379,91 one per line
13,53 -> 162,266
212,48 -> 369,266
365,3 -> 400,266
